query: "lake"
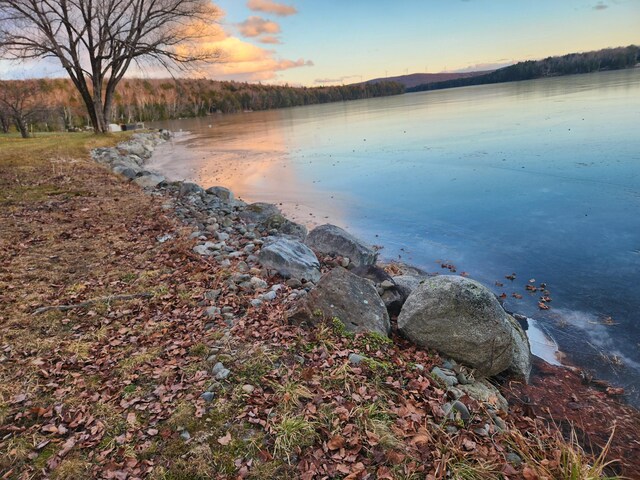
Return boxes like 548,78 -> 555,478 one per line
149,69 -> 640,405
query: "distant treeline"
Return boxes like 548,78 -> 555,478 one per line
407,45 -> 640,93
0,78 -> 405,133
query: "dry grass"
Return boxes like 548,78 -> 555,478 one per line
506,421 -> 620,479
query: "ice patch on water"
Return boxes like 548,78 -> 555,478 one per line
527,318 -> 562,366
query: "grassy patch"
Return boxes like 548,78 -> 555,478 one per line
272,415 -> 318,463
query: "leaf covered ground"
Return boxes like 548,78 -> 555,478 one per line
1,133 -> 638,479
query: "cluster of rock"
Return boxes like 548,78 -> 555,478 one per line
91,130 -> 172,187
95,131 -> 532,416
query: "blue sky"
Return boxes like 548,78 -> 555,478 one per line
212,0 -> 640,85
1,0 -> 638,85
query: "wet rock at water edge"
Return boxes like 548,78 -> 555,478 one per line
239,202 -> 281,225
263,214 -> 308,241
206,186 -> 234,201
398,275 -> 531,378
305,224 -> 378,268
133,173 -> 165,189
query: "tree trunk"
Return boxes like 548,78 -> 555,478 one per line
15,118 -> 29,138
93,93 -> 107,134
0,115 -> 9,133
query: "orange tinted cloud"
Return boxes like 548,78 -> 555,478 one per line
259,36 -> 281,44
247,0 -> 297,17
238,16 -> 281,37
196,36 -> 312,81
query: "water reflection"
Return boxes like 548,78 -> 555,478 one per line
150,69 -> 640,405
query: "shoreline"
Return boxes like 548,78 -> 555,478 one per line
147,130 -> 615,394
97,129 -> 638,404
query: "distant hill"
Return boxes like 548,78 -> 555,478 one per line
364,71 -> 493,89
407,45 -> 640,93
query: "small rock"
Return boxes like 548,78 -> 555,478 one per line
230,273 -> 251,284
250,276 -> 268,289
206,186 -> 234,201
447,387 -> 464,400
205,306 -> 220,318
179,182 -> 204,198
216,232 -> 230,241
414,363 -> 425,371
157,233 -> 174,243
431,366 -> 459,387
133,173 -> 165,189
348,353 -> 366,365
444,400 -> 471,422
250,299 -> 263,308
506,452 -> 522,467
341,257 -> 350,268
286,278 -> 303,288
380,280 -> 394,290
261,290 -> 277,301
180,431 -> 191,441
212,362 -> 230,380
204,289 -> 221,301
242,384 -> 255,394
200,392 -> 215,402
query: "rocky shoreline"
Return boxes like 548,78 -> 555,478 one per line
92,131 -> 531,405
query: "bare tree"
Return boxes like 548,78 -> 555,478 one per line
0,0 -> 222,133
0,80 -> 44,137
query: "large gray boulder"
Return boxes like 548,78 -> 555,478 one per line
305,224 -> 377,267
287,267 -> 390,336
258,237 -> 321,283
398,275 -> 530,378
506,315 -> 532,382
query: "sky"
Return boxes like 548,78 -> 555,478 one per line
1,0 -> 639,86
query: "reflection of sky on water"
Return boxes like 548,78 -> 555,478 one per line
150,69 -> 640,405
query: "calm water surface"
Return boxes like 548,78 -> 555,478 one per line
150,70 -> 640,404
